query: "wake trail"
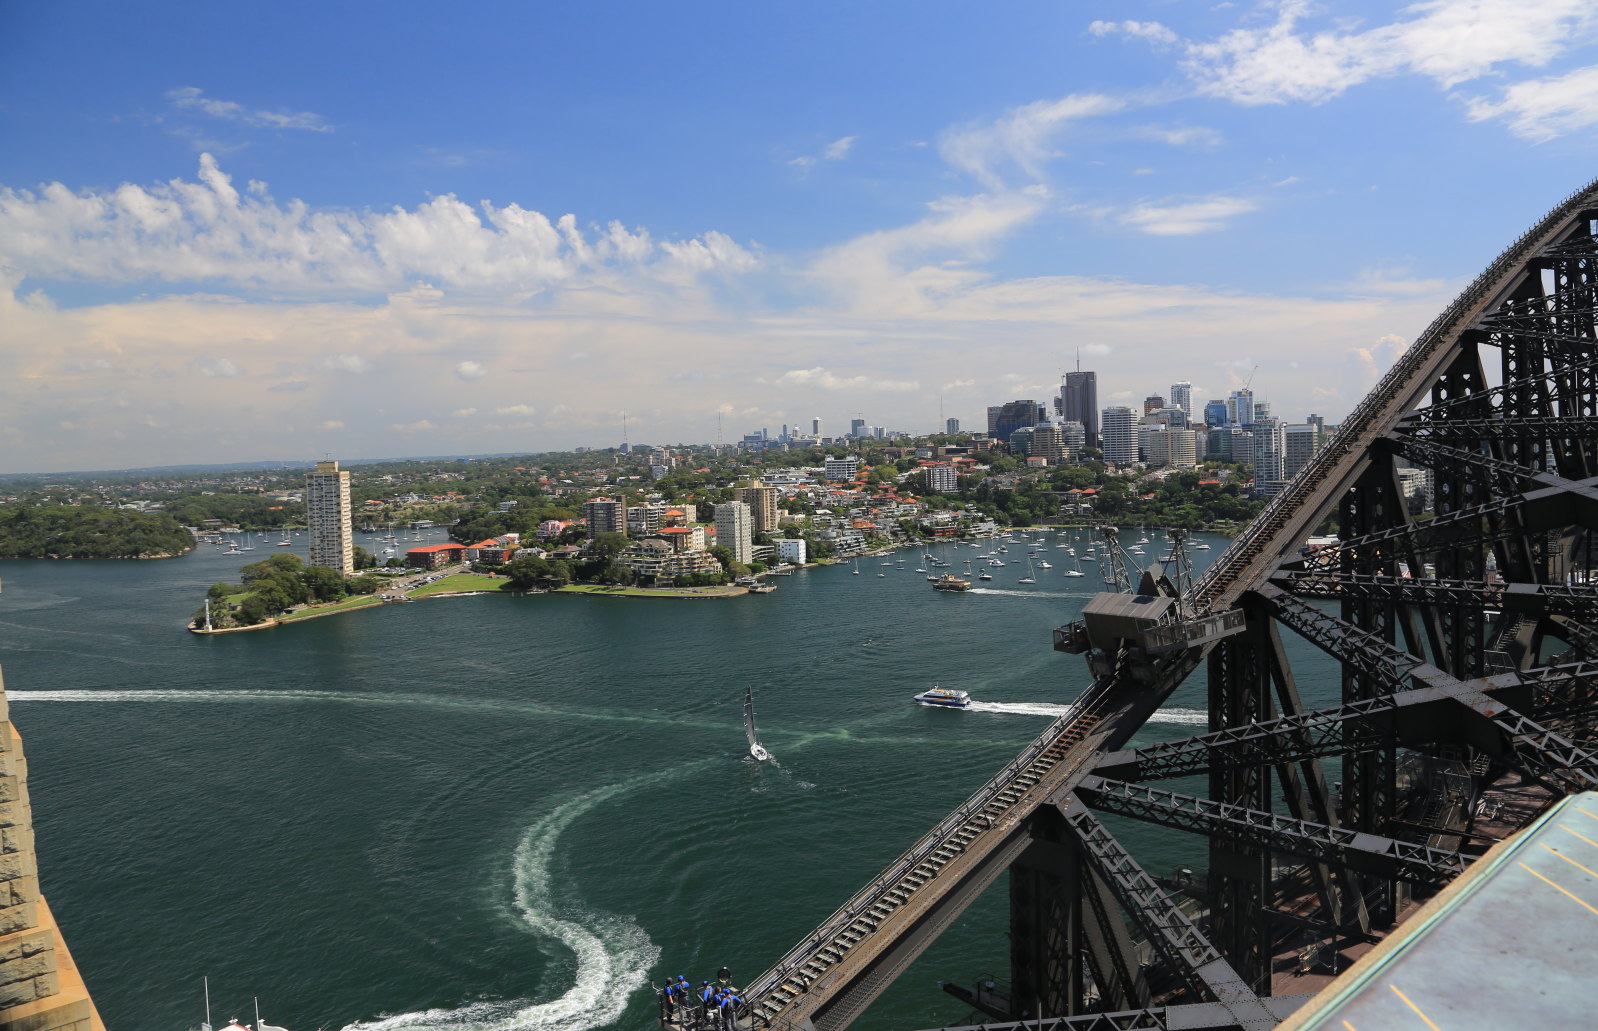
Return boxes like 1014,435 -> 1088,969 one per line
967,701 -> 1211,726
343,767 -> 702,1031
966,588 -> 1086,599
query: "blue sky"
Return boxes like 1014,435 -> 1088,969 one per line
2,0 -> 1596,472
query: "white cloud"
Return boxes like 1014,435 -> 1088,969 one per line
823,136 -> 858,160
320,353 -> 371,373
455,360 -> 487,380
773,367 -> 920,392
1119,195 -> 1258,235
1464,63 -> 1598,140
1089,20 -> 1179,47
451,408 -> 477,418
1173,0 -> 1596,106
391,419 -> 436,433
0,154 -> 757,296
167,87 -> 332,132
194,356 -> 243,377
1139,125 -> 1223,148
939,93 -> 1127,189
320,420 -> 345,430
495,404 -> 537,416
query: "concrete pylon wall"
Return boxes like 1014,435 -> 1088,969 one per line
0,668 -> 104,1031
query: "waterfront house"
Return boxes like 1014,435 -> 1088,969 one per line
407,542 -> 467,570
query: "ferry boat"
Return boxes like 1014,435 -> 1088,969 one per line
931,573 -> 971,592
914,686 -> 971,708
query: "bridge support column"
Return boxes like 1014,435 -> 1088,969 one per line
1205,598 -> 1273,995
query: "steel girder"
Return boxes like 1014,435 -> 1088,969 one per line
1075,776 -> 1468,887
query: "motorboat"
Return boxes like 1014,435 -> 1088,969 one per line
977,569 -> 992,580
913,686 -> 972,708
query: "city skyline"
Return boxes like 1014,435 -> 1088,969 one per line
3,2 -> 1597,473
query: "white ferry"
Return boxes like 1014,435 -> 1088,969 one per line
913,686 -> 972,708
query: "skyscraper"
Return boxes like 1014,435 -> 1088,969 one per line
582,497 -> 628,535
1169,381 -> 1193,418
1059,366 -> 1099,448
1100,406 -> 1136,466
849,418 -> 867,437
733,481 -> 779,534
987,400 -> 1047,441
1204,399 -> 1228,427
715,501 -> 753,565
1284,423 -> 1320,480
812,417 -> 822,436
1028,420 -> 1069,464
1143,394 -> 1166,415
306,459 -> 354,574
1227,388 -> 1255,427
945,417 -> 960,435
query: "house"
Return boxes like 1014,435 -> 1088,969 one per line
407,542 -> 467,570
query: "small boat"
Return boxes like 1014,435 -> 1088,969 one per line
931,573 -> 971,592
744,687 -> 771,762
1195,543 -> 1211,550
1017,559 -> 1037,585
977,569 -> 992,580
878,572 -> 887,578
853,558 -> 861,575
1037,559 -> 1052,569
914,686 -> 972,708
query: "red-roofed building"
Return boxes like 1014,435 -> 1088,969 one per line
465,538 -> 518,564
407,542 -> 467,570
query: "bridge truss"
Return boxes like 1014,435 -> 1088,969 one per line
734,178 -> 1598,1031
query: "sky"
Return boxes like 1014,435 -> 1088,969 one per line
2,1 -> 1596,473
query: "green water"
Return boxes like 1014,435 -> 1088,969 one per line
0,531 -> 1332,1031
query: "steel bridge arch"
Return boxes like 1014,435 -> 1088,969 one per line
731,177 -> 1598,1031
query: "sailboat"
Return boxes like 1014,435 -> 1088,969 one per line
1063,556 -> 1085,577
744,687 -> 771,762
852,557 -> 860,575
1017,558 -> 1037,584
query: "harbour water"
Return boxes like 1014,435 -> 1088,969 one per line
0,530 -> 1337,1031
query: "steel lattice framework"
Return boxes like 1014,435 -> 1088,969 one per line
728,179 -> 1598,1031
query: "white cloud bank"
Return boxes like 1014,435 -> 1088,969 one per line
0,154 -> 757,295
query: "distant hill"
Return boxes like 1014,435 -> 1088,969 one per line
0,504 -> 197,559
0,454 -> 545,480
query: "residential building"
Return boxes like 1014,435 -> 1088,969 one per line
988,399 -> 1047,442
655,526 -> 706,552
733,481 -> 780,533
1060,420 -> 1086,459
1284,423 -> 1320,480
1169,381 -> 1193,418
1227,388 -> 1255,427
1252,417 -> 1286,495
581,497 -> 627,535
945,417 -> 960,434
1100,406 -> 1137,466
1028,419 -> 1070,464
926,464 -> 959,493
823,456 -> 860,481
306,459 -> 354,574
615,539 -> 723,582
1007,426 -> 1035,456
776,538 -> 808,565
1058,367 -> 1099,448
715,501 -> 753,564
407,542 -> 467,570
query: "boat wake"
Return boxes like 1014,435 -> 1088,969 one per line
344,777 -> 668,1031
966,588 -> 1086,599
967,701 -> 1211,726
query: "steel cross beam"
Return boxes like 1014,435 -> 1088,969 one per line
1075,776 -> 1469,888
1269,572 -> 1598,617
1383,433 -> 1572,495
902,997 -> 1316,1031
1394,415 -> 1598,441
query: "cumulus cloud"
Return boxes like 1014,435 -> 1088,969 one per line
1119,195 -> 1258,235
0,154 -> 758,296
167,87 -> 332,132
320,420 -> 345,430
773,367 -> 921,392
495,404 -> 537,416
1088,20 -> 1179,47
391,419 -> 436,432
455,360 -> 487,380
1464,63 -> 1598,140
451,408 -> 477,418
194,356 -> 243,377
1167,0 -> 1596,106
320,353 -> 371,373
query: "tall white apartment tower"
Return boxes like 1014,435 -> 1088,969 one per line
715,501 -> 754,565
1169,381 -> 1193,419
307,459 -> 354,574
1100,406 -> 1137,466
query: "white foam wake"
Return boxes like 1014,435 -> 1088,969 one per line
966,588 -> 1085,599
344,779 -> 664,1031
1145,708 -> 1209,726
966,701 -> 1075,718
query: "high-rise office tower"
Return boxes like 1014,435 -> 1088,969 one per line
1306,413 -> 1325,440
1100,406 -> 1137,465
987,400 -> 1047,441
733,481 -> 780,534
1227,388 -> 1255,427
1143,394 -> 1166,415
945,417 -> 960,435
849,418 -> 867,437
715,501 -> 753,565
812,417 -> 822,436
1284,423 -> 1320,480
1204,399 -> 1228,427
1169,381 -> 1193,418
1059,364 -> 1099,448
1028,420 -> 1069,464
306,459 -> 354,574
